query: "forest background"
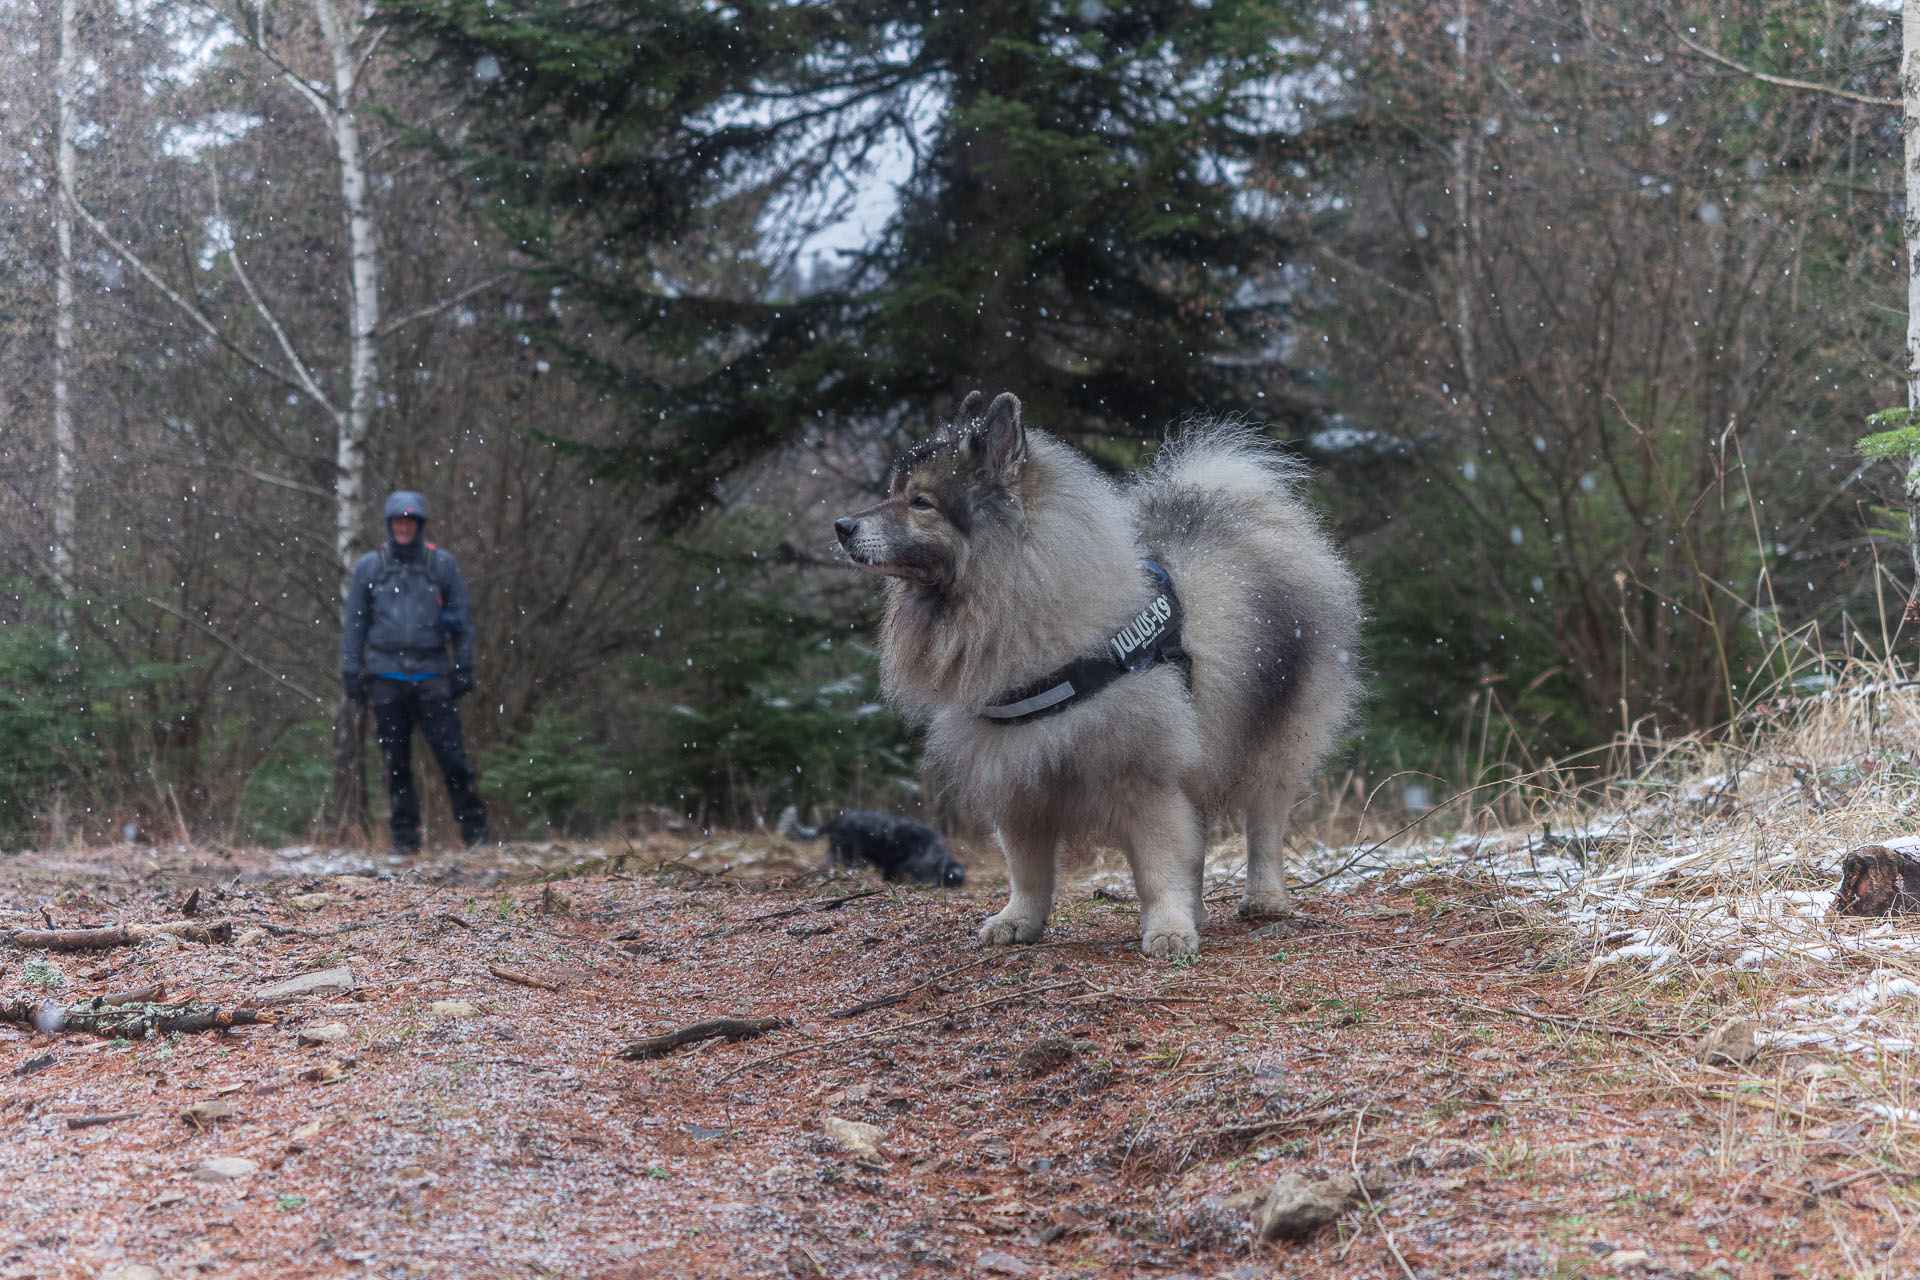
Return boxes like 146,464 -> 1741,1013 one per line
0,0 -> 1905,848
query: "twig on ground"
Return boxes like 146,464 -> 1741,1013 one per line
825,938 -> 1116,1018
66,1113 -> 140,1130
615,1015 -> 788,1061
6,920 -> 233,951
94,985 -> 163,1008
1458,998 -> 1683,1048
741,890 -> 883,921
1350,1109 -> 1419,1280
1203,1106 -> 1345,1151
1050,989 -> 1209,1006
1808,1165 -> 1920,1198
488,964 -> 561,992
828,950 -> 1018,1018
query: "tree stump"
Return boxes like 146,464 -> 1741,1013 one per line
1831,845 -> 1920,917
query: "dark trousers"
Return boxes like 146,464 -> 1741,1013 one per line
370,676 -> 486,848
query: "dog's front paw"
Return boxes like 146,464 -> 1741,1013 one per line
1237,892 -> 1296,920
1140,925 -> 1201,958
979,912 -> 1046,946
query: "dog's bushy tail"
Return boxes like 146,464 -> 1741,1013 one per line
775,805 -> 821,841
1143,415 -> 1309,500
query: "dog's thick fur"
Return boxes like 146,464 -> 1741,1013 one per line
835,391 -> 1362,957
776,805 -> 966,887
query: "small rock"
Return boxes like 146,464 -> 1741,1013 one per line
822,1116 -> 887,1163
104,1268 -> 162,1280
180,1100 -> 232,1128
428,1000 -> 475,1017
976,1252 -> 1032,1277
234,927 -> 267,947
141,1190 -> 187,1213
1604,1248 -> 1652,1270
297,1022 -> 351,1046
300,1057 -> 357,1083
1252,1172 -> 1363,1240
1697,1017 -> 1759,1067
255,965 -> 355,1004
290,1120 -> 324,1143
1014,1037 -> 1077,1079
192,1156 -> 259,1181
286,892 -> 335,911
390,1164 -> 436,1189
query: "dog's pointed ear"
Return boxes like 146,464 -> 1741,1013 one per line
954,390 -> 984,424
976,392 -> 1027,480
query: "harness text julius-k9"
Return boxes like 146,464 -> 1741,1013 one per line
981,559 -> 1190,726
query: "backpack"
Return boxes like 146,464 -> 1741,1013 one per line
373,542 -> 465,638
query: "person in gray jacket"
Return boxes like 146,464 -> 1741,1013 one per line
341,491 -> 488,853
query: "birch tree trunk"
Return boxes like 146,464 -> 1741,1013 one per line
1451,0 -> 1477,409
51,0 -> 78,643
312,0 -> 379,837
1905,0 -> 1920,587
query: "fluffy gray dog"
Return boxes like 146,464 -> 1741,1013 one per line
835,391 -> 1362,957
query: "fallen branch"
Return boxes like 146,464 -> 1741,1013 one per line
488,964 -> 561,992
67,1112 -> 140,1130
615,1015 -> 788,1061
0,999 -> 276,1039
6,919 -> 233,951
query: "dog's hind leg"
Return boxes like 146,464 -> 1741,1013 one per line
979,818 -> 1057,946
1239,772 -> 1300,920
1124,792 -> 1205,957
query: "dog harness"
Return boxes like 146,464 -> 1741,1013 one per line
982,559 -> 1190,725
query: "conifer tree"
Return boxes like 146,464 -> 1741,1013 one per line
379,0 -> 1322,518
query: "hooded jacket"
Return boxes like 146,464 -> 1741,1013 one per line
340,491 -> 476,681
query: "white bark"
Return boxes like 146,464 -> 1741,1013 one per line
313,0 -> 379,598
51,0 -> 78,635
1906,1 -> 1920,582
1452,0 -> 1477,411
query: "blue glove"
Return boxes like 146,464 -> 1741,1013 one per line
450,669 -> 474,699
343,672 -> 367,704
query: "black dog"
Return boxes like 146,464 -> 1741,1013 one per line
776,806 -> 965,887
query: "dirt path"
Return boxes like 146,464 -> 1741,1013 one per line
0,851 -> 1908,1279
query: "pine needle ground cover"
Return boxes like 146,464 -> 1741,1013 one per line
3,681 -> 1920,1277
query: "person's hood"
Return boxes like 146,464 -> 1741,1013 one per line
384,490 -> 428,557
